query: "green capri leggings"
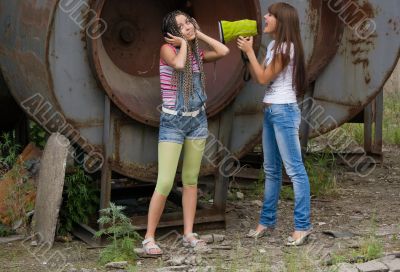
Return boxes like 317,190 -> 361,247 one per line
155,139 -> 206,196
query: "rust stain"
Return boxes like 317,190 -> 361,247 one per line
388,17 -> 399,33
308,0 -> 319,35
111,160 -> 158,182
352,58 -> 369,66
20,0 -> 51,32
14,50 -> 48,92
359,1 -> 375,19
351,47 -> 368,55
348,38 -> 375,46
307,0 -> 346,83
347,32 -> 377,84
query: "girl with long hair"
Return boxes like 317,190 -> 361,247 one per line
237,2 -> 312,246
142,10 -> 229,255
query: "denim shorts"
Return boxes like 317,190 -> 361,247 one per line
159,109 -> 208,144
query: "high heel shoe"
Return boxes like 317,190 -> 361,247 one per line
286,229 -> 312,246
246,227 -> 274,239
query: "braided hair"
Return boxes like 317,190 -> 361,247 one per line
162,10 -> 206,109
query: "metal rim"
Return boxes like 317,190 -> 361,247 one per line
87,0 -> 262,127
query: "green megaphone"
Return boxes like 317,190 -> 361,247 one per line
218,19 -> 258,44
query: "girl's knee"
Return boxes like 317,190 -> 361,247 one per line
182,173 -> 198,187
155,180 -> 174,196
285,162 -> 307,178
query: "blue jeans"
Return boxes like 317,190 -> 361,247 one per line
260,103 -> 311,231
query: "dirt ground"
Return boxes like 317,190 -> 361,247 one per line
0,145 -> 399,272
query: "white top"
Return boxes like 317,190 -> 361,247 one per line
263,40 -> 297,104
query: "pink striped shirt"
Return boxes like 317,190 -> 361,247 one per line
160,44 -> 204,109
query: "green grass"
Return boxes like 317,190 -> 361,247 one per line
95,203 -> 141,266
330,218 -> 384,265
339,123 -> 364,146
58,166 -> 99,235
284,248 -> 319,272
359,235 -> 384,261
250,168 -> 266,197
330,235 -> 383,265
383,90 -> 400,145
0,132 -> 21,179
280,186 -> 295,200
0,224 -> 15,237
339,90 -> 400,146
252,150 -> 338,200
305,151 -> 338,197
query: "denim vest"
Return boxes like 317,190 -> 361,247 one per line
175,73 -> 207,113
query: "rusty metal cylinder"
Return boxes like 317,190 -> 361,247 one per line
0,0 -> 399,180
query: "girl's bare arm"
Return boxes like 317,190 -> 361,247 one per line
161,33 -> 188,70
237,36 -> 284,85
196,31 -> 230,63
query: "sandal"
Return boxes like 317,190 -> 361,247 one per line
286,229 -> 312,246
142,237 -> 163,256
246,227 -> 275,239
182,233 -> 209,251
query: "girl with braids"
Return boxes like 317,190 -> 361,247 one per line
237,2 -> 312,246
142,10 -> 229,255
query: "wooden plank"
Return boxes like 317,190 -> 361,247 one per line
33,133 -> 70,247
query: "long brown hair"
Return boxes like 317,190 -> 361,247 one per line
268,2 -> 307,95
161,10 -> 206,108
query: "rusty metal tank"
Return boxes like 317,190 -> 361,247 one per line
0,0 -> 399,180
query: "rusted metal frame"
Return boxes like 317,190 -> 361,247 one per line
72,223 -> 105,248
94,95 -> 112,245
373,91 -> 383,156
213,102 -> 235,213
364,95 -> 373,153
110,182 -> 207,209
100,95 -> 112,211
315,91 -> 384,170
364,90 -> 383,159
